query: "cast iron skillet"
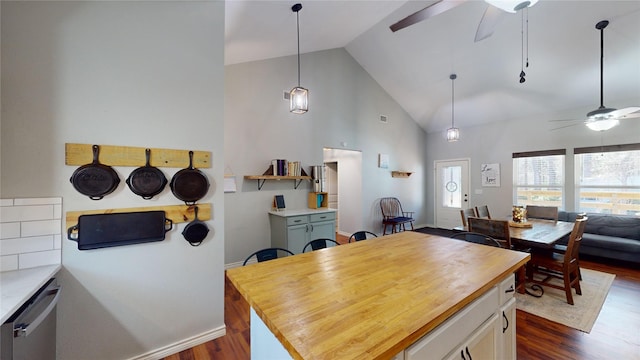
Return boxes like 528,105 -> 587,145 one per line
126,148 -> 167,200
70,145 -> 120,200
182,206 -> 209,246
170,151 -> 209,205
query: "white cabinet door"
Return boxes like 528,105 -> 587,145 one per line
499,298 -> 517,360
309,220 -> 336,242
445,313 -> 499,360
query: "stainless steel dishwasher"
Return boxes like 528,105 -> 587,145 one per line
1,278 -> 61,360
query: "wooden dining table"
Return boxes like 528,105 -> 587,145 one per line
509,218 -> 575,249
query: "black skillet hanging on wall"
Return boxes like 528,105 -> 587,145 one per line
170,151 -> 210,205
182,206 -> 209,246
70,145 -> 120,200
126,148 -> 168,200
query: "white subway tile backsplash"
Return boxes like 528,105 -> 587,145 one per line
0,197 -> 62,271
21,220 -> 60,237
19,250 -> 61,269
0,236 -> 54,256
0,199 -> 14,207
1,255 -> 19,271
0,205 -> 55,223
0,223 -> 21,239
14,197 -> 62,206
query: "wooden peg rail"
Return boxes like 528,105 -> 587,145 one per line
65,143 -> 211,168
65,203 -> 211,230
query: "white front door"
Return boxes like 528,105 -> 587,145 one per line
435,159 -> 471,229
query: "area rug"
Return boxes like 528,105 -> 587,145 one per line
516,268 -> 615,333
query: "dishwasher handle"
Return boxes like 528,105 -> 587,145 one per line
14,285 -> 61,338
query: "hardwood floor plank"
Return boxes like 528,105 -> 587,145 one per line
162,240 -> 640,360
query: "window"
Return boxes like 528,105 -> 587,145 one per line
513,149 -> 565,208
575,143 -> 640,215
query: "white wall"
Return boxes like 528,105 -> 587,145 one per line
224,48 -> 428,264
1,2 -> 225,359
425,116 -> 640,224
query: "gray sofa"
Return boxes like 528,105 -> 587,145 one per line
557,211 -> 640,264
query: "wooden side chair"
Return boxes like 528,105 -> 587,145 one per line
380,197 -> 415,235
526,217 -> 588,305
467,217 -> 512,249
526,205 -> 559,221
302,238 -> 340,252
475,205 -> 491,219
348,231 -> 378,243
459,208 -> 477,228
242,247 -> 294,266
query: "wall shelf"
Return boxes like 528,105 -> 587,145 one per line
391,171 -> 412,178
245,165 -> 310,190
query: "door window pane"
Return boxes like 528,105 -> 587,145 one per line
442,166 -> 461,208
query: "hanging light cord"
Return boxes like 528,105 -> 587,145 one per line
519,8 -> 530,83
296,9 -> 301,87
451,74 -> 456,127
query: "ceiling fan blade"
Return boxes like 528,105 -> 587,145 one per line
474,5 -> 505,42
612,106 -> 640,119
390,0 -> 467,33
550,123 -> 582,131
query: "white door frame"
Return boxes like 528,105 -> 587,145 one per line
434,158 -> 471,229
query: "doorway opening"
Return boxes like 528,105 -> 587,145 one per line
323,148 -> 363,237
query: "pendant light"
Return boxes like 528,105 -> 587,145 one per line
447,74 -> 460,142
290,3 -> 308,114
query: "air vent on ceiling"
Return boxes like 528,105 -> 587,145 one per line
380,115 -> 388,123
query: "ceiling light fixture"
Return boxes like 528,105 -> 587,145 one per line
447,74 -> 460,142
484,0 -> 538,13
585,20 -> 618,131
289,3 -> 308,114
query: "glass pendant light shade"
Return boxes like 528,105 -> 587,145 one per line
485,0 -> 538,13
290,86 -> 308,114
447,127 -> 460,142
586,119 -> 619,131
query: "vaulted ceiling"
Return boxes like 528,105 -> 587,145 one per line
225,1 -> 640,134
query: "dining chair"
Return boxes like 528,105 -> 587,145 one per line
459,208 -> 477,228
526,217 -> 588,305
474,205 -> 491,219
380,197 -> 415,235
348,231 -> 378,243
450,231 -> 502,248
242,247 -> 294,266
467,217 -> 512,249
525,205 -> 559,221
302,238 -> 340,252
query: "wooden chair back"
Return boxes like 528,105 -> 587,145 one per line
525,205 -> 559,221
565,217 -> 588,266
380,197 -> 404,218
475,205 -> 491,219
467,217 -> 512,249
450,231 -> 502,248
460,208 -> 477,227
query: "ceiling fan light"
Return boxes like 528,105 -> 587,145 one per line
485,0 -> 538,13
586,106 -> 616,120
446,127 -> 460,142
290,86 -> 308,114
586,119 -> 619,131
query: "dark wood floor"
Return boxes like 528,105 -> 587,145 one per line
163,235 -> 640,360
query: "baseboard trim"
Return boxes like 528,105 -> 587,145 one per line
127,325 -> 226,360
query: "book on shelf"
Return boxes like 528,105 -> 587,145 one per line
270,159 -> 302,176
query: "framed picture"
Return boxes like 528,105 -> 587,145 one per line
378,153 -> 389,169
481,163 -> 500,187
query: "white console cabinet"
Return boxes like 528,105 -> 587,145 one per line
269,209 -> 336,254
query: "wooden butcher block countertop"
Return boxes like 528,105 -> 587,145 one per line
226,231 -> 530,360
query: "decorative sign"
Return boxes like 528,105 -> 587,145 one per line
378,153 -> 389,169
274,195 -> 286,210
224,175 -> 237,193
481,163 -> 500,187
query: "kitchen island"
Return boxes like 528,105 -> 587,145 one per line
226,231 -> 529,359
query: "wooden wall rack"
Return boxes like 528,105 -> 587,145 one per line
391,171 -> 412,178
65,203 -> 211,230
65,143 -> 211,168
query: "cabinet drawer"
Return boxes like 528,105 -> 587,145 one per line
286,216 -> 308,226
309,212 -> 335,223
498,274 -> 516,305
405,287 -> 499,360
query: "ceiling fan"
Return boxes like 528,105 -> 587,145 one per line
389,0 -> 538,42
553,20 -> 640,132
